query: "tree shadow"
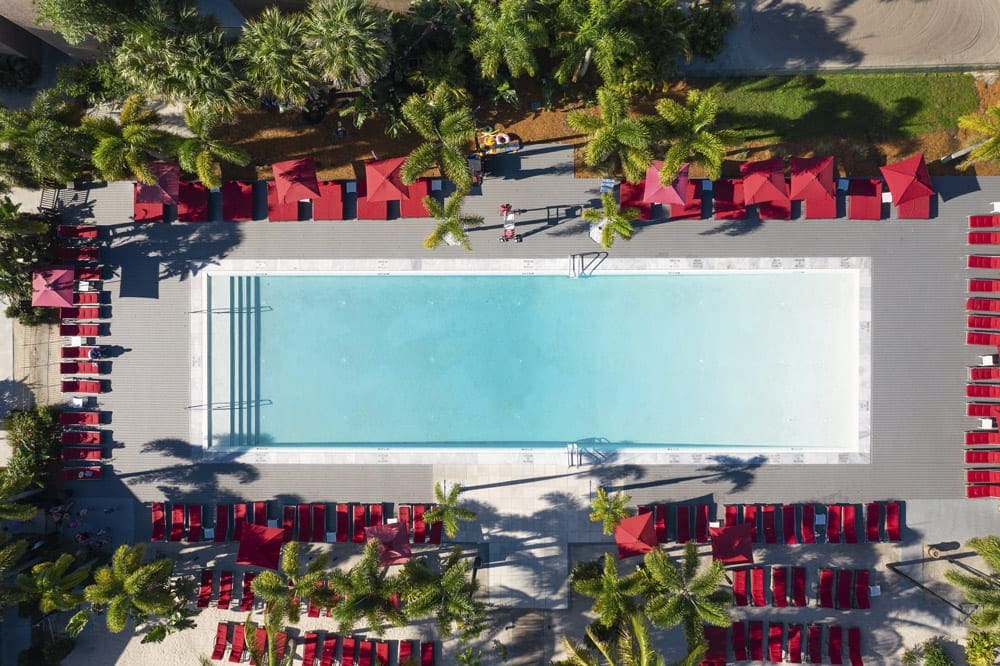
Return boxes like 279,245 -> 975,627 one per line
0,378 -> 35,418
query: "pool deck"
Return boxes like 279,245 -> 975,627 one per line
38,142 -> 1000,662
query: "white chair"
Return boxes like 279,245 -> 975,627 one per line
981,355 -> 997,366
71,397 -> 85,409
881,192 -> 893,204
981,418 -> 997,430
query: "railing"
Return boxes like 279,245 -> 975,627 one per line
568,252 -> 609,277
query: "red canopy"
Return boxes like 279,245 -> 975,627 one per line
31,266 -> 75,307
272,157 -> 321,204
642,161 -> 689,206
740,158 -> 789,206
709,523 -> 754,565
364,522 -> 412,566
880,153 -> 934,206
134,161 -> 180,204
236,522 -> 284,570
789,156 -> 835,201
614,512 -> 657,559
364,158 -> 411,203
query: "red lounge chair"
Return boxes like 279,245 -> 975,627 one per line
356,180 -> 388,220
788,624 -> 803,664
968,470 -> 1000,483
151,502 -> 165,541
970,316 -> 1000,331
772,566 -> 788,607
74,292 -> 99,305
429,515 -> 443,544
397,504 -> 413,538
759,189 -> 792,220
420,642 -> 434,666
808,625 -> 822,664
826,505 -> 842,543
60,307 -> 101,321
972,214 -> 1000,227
829,625 -> 843,665
750,566 -> 767,606
61,379 -> 103,394
218,571 -> 232,609
898,195 -> 930,219
843,505 -> 858,543
302,632 -> 318,666
239,572 -> 255,611
221,181 -> 254,221
58,225 -> 99,239
253,501 -> 267,525
855,569 -> 870,609
170,504 -> 185,541
188,505 -> 202,542
413,504 -> 427,543
732,567 -> 748,606
353,504 -> 367,543
792,567 -> 807,607
637,504 -> 652,516
314,180 -> 345,220
61,346 -> 96,359
970,256 -> 1000,269
971,366 -> 1000,381
969,403 -> 1000,417
968,385 -> 1000,399
272,632 -> 288,661
968,332 -> 1000,348
59,361 -> 101,375
358,640 -> 373,666
724,504 -> 739,527
713,178 -> 747,219
368,503 -> 383,527
970,298 -> 1000,312
971,279 -> 1000,293
211,622 -> 228,660
319,634 -> 338,666
762,504 -> 778,544
58,247 -> 99,262
865,502 -> 881,542
60,411 -> 100,426
801,504 -> 815,544
197,569 -> 212,608
743,504 -> 759,542
253,628 -> 267,663
803,192 -> 836,219
748,621 -> 764,661
62,430 -> 100,445
214,504 -> 229,542
177,182 -> 209,222
818,568 -> 835,608
669,180 -> 703,219
76,267 -> 102,281
732,620 -> 748,661
298,503 -> 311,542
312,503 -> 326,542
281,505 -> 294,541
62,447 -> 100,462
59,324 -> 101,337
307,592 -> 321,618
847,627 -> 863,666
375,641 -> 389,666
769,623 -> 783,662
619,181 -> 652,221
400,179 -> 431,218
342,636 -> 357,666
676,505 -> 691,543
836,569 -> 853,609
703,625 -> 727,663
655,504 -> 668,543
694,504 -> 710,543
847,178 -> 882,220
228,624 -> 245,663
233,503 -> 247,541
337,503 -> 350,542
134,183 -> 165,222
967,485 -> 1000,498
966,431 -> 1000,444
885,501 -> 901,542
782,504 -> 797,544
267,181 -> 300,221
967,450 -> 1000,464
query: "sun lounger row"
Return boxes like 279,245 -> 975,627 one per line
817,568 -> 877,610
209,622 -> 271,663
635,503 -> 713,543
711,622 -> 863,666
724,502 -> 901,544
151,502 -> 204,542
198,569 -> 255,611
732,566 -> 808,608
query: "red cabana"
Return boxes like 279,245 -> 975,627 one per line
364,522 -> 412,566
880,153 -> 934,206
740,158 -> 789,205
642,161 -> 689,206
32,266 -> 75,307
364,157 -> 411,203
789,157 -> 835,200
134,161 -> 180,204
614,511 -> 657,559
709,523 -> 754,565
236,522 -> 284,570
272,157 -> 321,204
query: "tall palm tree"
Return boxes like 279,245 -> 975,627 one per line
17,553 -> 91,614
304,0 -> 390,89
326,540 -> 406,636
551,0 -> 639,85
571,553 -> 643,630
563,612 -> 705,666
567,87 -> 653,183
0,89 -> 91,189
422,193 -> 484,251
237,7 -> 313,108
588,487 -> 631,535
423,482 -> 478,537
636,544 -> 731,652
945,535 -> 1000,629
401,84 -> 477,193
654,89 -> 737,183
469,0 -> 548,81
176,107 -> 250,187
959,105 -> 1000,170
583,192 -> 637,249
83,94 -> 175,184
400,547 -> 484,639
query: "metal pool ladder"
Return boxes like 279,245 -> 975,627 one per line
568,252 -> 608,277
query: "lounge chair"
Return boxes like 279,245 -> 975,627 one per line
847,179 -> 882,220
836,569 -> 853,609
848,627 -> 863,666
253,501 -> 267,526
221,181 -> 255,221
302,632 -> 318,666
781,504 -> 797,544
337,503 -> 350,542
233,503 -> 247,541
60,411 -> 100,426
311,502 -> 326,543
759,190 -> 792,220
788,623 -> 803,664
971,366 -> 1000,382
420,642 -> 435,666
342,636 -> 357,666
429,515 -> 443,544
968,332 -> 1000,348
61,346 -> 96,360
169,504 -> 185,541
898,195 -> 931,219
228,624 -> 245,663
800,504 -> 816,544
59,361 -> 100,375
188,505 -> 202,542
619,181 -> 652,221
970,231 -> 1000,244
885,501 -> 901,541
74,292 -> 99,305
133,184 -> 164,222
319,633 -> 338,666
267,181 -> 300,221
58,225 -> 99,240
676,505 -> 691,543
808,625 -> 823,664
58,247 -> 99,263
732,567 -> 748,606
732,620 -> 748,661
60,306 -> 101,320
748,621 -> 764,662
356,180 -> 388,220
413,504 -> 427,543
855,569 -> 871,609
772,566 -> 788,607
368,503 -> 383,528
843,505 -> 858,543
375,641 -> 389,666
76,267 -> 102,281
713,178 -> 747,219
216,571 -> 232,609
211,623 -> 228,660
829,625 -> 844,665
62,447 -> 100,462
253,629 -> 267,663
762,504 -> 778,544
214,504 -> 230,542
865,502 -> 881,542
967,450 -> 1000,464
971,214 -> 1000,227
151,502 -> 166,541
792,567 -> 807,607
177,182 -> 209,222
694,504 -> 710,543
966,431 -> 1000,444
61,379 -> 103,394
968,385 -> 1000,399
724,504 -> 739,527
314,180 -> 345,220
398,641 -> 415,666
969,403 -> 1000,416
967,485 -> 1000,498
803,192 -> 836,219
826,505 -> 842,543
968,470 -> 1000,483
769,623 -> 784,663
272,632 -> 288,661
750,567 -> 767,606
655,504 -> 668,543
972,279 -> 1000,293
703,626 -> 727,665
298,503 -> 311,542
281,505 -> 295,541
358,639 -> 373,666
400,179 -> 431,218
743,504 -> 759,542
353,504 -> 366,543
61,430 -> 101,445
197,569 -> 212,607
60,324 -> 101,337
669,180 -> 703,219
970,316 -> 1000,331
818,568 -> 835,608
239,572 -> 255,611
969,255 -> 1000,269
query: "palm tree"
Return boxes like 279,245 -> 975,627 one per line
422,194 -> 484,251
304,0 -> 390,89
588,487 -> 631,535
469,0 -> 548,81
83,94 -> 175,184
572,553 -> 643,630
238,7 -> 313,108
326,540 -> 406,636
654,89 -> 738,183
959,105 -> 1000,170
423,482 -> 478,538
400,84 -> 477,193
567,87 -> 653,183
17,553 -> 91,614
0,89 -> 91,189
636,544 -> 731,651
583,192 -> 637,249
0,536 -> 28,614
551,0 -> 639,85
176,107 -> 250,187
0,472 -> 39,521
400,547 -> 484,639
945,535 -> 1000,629
562,612 -> 705,666
0,198 -> 50,236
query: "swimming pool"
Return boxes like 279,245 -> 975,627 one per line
199,259 -> 867,460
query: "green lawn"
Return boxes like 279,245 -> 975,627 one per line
696,73 -> 979,142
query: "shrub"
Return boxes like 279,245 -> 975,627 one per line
922,638 -> 955,666
5,407 -> 61,485
684,0 -> 738,61
966,631 -> 1000,666
0,55 -> 40,89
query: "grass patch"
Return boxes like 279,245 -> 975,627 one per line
695,73 -> 978,142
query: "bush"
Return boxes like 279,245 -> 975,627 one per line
922,638 -> 955,666
41,637 -> 75,664
5,407 -> 61,485
4,301 -> 59,327
966,631 -> 1000,666
685,0 -> 738,61
0,55 -> 40,89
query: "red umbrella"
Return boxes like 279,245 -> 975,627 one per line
880,153 -> 934,206
272,157 -> 321,204
134,161 -> 180,204
789,156 -> 835,201
364,522 -> 412,566
642,161 -> 689,205
364,158 -> 411,203
236,522 -> 285,570
740,157 -> 789,205
614,512 -> 657,559
709,523 -> 754,565
31,266 -> 75,307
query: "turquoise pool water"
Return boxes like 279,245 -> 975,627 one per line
207,272 -> 859,449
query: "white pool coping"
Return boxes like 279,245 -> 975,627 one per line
190,256 -> 871,466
